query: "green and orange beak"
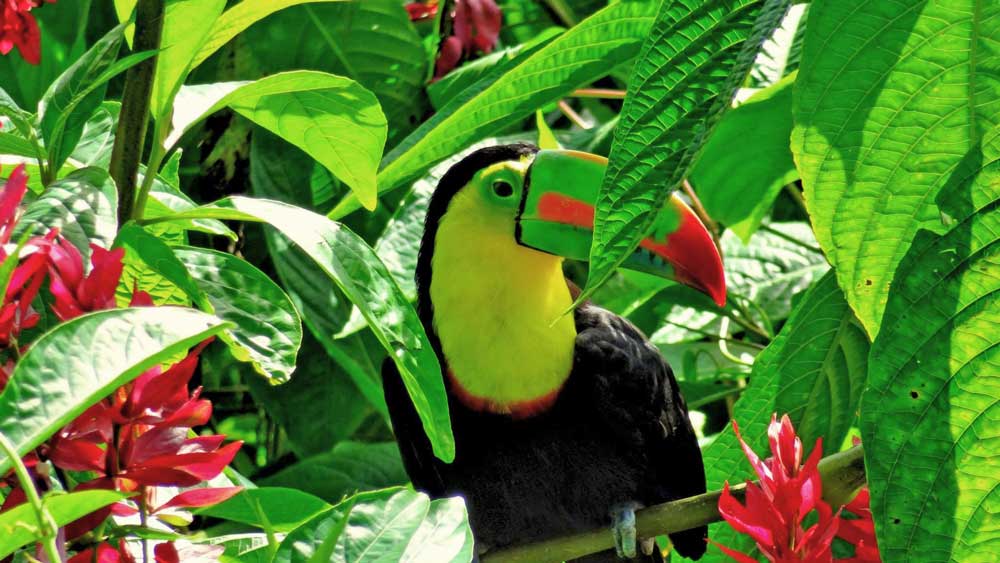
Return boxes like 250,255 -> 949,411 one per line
517,149 -> 727,307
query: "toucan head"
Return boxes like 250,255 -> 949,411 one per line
417,143 -> 726,316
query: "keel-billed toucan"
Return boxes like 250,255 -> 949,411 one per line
383,144 -> 726,562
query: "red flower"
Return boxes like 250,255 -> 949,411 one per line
453,0 -> 500,54
713,415 -> 839,562
68,540 -> 136,563
434,35 -> 464,79
0,0 -> 42,64
836,440 -> 880,562
0,163 -> 28,244
405,0 -> 437,21
48,242 -> 125,320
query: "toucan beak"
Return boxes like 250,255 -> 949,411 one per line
517,149 -> 727,307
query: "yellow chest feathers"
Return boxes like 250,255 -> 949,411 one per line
429,189 -> 577,414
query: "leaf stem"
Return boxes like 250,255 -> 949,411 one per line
483,445 -> 867,563
110,0 -> 164,225
759,223 -> 823,255
132,131 -> 165,221
0,432 -> 62,563
557,100 -> 591,129
570,88 -> 626,99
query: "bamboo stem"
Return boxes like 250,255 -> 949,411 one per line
483,445 -> 866,563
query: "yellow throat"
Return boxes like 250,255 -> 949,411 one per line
429,162 -> 577,415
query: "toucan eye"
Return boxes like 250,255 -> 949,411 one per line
492,180 -> 514,198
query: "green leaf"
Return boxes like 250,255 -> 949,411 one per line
70,102 -> 120,168
584,0 -> 790,301
0,490 -> 131,558
175,246 -> 302,384
259,442 -> 408,503
860,130 -> 1000,562
38,24 -> 138,173
148,196 -> 453,461
790,0 -> 1000,336
701,271 -> 869,560
690,72 -> 798,242
197,488 -> 332,533
749,3 -> 806,87
0,307 -> 226,474
274,489 -> 474,563
169,72 -> 386,209
191,0 -> 348,69
330,0 -> 660,217
114,223 -> 204,307
12,167 -> 117,257
145,176 -> 237,241
246,332 -> 373,456
536,110 -> 561,150
0,132 -> 37,158
150,0 -> 226,121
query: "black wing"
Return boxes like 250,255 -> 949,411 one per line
381,357 -> 447,497
573,303 -> 708,560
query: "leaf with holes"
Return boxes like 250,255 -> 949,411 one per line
791,0 -> 1000,336
702,271 -> 869,559
860,129 -> 1000,563
583,0 -> 790,301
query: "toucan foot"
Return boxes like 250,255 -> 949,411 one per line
611,502 -> 642,559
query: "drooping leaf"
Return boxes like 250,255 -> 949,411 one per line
791,0 -> 1000,336
690,72 -> 798,242
273,489 -> 474,563
701,271 -> 869,560
259,442 -> 408,503
38,23 -> 126,172
242,0 -> 426,144
13,167 -> 118,257
150,0 -> 226,121
330,0 -> 661,217
860,130 -> 1000,562
584,0 -> 790,301
147,196 -> 452,461
168,73 -> 386,210
175,246 -> 302,384
0,490 -> 131,558
197,488 -> 331,533
0,307 -> 226,474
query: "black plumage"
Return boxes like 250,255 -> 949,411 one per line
382,145 -> 708,562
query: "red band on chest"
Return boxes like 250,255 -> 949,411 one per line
446,369 -> 562,419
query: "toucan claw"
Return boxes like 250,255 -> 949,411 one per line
611,502 -> 641,559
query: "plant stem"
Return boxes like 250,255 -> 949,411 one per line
759,223 -> 823,255
785,182 -> 808,216
132,132 -> 165,221
0,432 -> 62,563
110,0 -> 164,225
570,88 -> 626,99
483,445 -> 867,563
557,100 -> 591,129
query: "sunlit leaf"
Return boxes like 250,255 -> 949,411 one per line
260,442 -> 408,503
150,0 -> 226,121
0,490 -> 131,558
197,487 -> 331,533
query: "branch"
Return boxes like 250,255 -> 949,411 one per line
110,0 -> 164,225
483,445 -> 866,563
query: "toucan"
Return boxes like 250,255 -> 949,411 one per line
382,144 -> 726,562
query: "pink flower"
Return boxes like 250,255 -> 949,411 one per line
405,1 -> 437,21
0,0 -> 45,65
48,242 -> 125,320
713,414 -> 839,562
453,0 -> 500,54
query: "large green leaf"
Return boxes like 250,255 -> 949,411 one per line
0,307 -> 226,474
0,490 -> 130,558
175,246 -> 302,384
330,0 -> 661,217
147,196 -> 453,461
584,0 -> 790,300
69,102 -> 120,168
749,2 -> 806,87
38,23 -> 125,173
12,167 -> 117,257
191,0 -> 348,69
274,488 -> 474,563
114,223 -> 203,307
690,72 -> 798,242
167,72 -> 386,209
150,0 -> 226,121
791,0 -> 1000,336
260,442 -> 408,503
860,131 -> 1000,562
242,0 -> 426,145
701,271 -> 869,561
197,487 -> 331,533
0,132 -> 37,158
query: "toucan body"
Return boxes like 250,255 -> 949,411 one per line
382,144 -> 726,562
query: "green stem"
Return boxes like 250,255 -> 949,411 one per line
759,223 -> 824,255
0,432 -> 62,563
132,133 -> 165,221
483,446 -> 867,563
110,0 -> 164,225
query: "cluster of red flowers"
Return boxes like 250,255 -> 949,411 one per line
714,415 -> 880,563
405,0 -> 502,79
0,165 -> 240,562
0,0 -> 54,65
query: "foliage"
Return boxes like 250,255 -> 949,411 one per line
0,0 -> 996,562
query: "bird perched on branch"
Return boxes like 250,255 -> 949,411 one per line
383,144 -> 726,562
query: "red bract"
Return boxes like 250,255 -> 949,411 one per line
405,0 -> 437,21
454,0 -> 500,54
0,163 -> 28,243
48,242 -> 125,320
836,487 -> 881,562
714,414 -> 838,562
68,540 -> 136,563
0,0 -> 51,65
